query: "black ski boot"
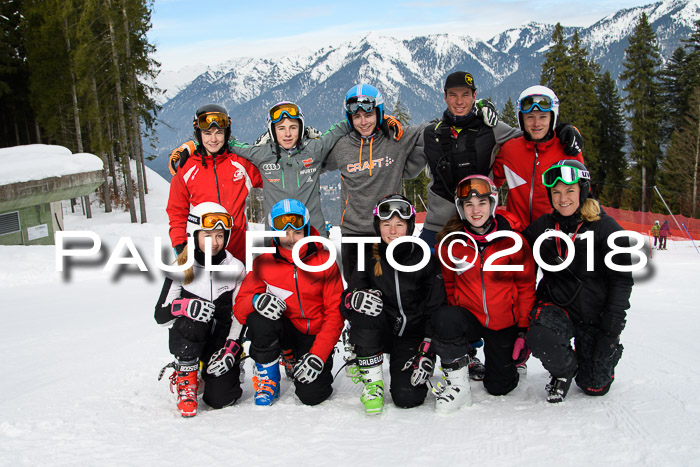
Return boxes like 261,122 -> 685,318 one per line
546,374 -> 574,403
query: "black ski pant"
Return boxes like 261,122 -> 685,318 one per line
527,301 -> 623,396
168,317 -> 242,409
341,236 -> 373,282
348,311 -> 428,409
431,305 -> 520,396
246,312 -> 334,406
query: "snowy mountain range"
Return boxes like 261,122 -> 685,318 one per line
146,0 -> 699,182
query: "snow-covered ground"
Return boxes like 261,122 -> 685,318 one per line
2,168 -> 700,466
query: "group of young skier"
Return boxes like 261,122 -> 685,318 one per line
155,71 -> 634,417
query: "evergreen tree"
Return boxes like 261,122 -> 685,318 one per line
395,100 -> 428,212
595,71 -> 627,208
620,12 -> 662,212
540,23 -> 572,96
500,97 -> 518,128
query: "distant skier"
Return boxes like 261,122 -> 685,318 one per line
434,175 -> 536,414
233,199 -> 344,406
650,220 -> 660,248
340,195 -> 445,415
166,104 -> 262,262
492,85 -> 585,228
659,220 -> 670,250
522,160 -> 634,403
155,202 -> 246,417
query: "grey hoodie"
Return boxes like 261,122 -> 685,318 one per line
325,123 -> 428,235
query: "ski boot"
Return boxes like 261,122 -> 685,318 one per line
342,326 -> 361,384
169,360 -> 199,417
280,348 -> 296,380
253,361 -> 281,406
434,356 -> 471,415
358,354 -> 384,415
546,374 -> 574,403
467,346 -> 486,381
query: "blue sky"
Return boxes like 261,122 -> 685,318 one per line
149,0 -> 656,71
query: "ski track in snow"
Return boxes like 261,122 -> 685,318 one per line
2,169 -> 700,466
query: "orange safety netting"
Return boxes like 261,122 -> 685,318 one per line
602,205 -> 700,241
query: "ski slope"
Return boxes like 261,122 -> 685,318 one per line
2,169 -> 700,466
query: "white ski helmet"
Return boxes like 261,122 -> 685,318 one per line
186,202 -> 233,248
517,85 -> 559,133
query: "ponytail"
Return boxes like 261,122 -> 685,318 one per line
176,247 -> 194,285
580,198 -> 601,222
372,243 -> 383,277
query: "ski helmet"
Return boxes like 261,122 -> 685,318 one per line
267,101 -> 305,147
655,220 -> 660,225
455,175 -> 498,223
372,194 -> 416,237
542,159 -> 591,208
186,202 -> 233,248
193,104 -> 231,153
268,198 -> 311,244
344,84 -> 384,132
517,85 -> 559,135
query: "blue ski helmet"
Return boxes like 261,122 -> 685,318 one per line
268,198 -> 311,244
344,84 -> 384,131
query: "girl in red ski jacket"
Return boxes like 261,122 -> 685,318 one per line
233,199 -> 344,406
431,175 -> 536,414
167,104 -> 262,263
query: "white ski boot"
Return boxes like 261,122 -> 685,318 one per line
434,357 -> 472,415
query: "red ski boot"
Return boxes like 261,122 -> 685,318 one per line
169,362 -> 199,417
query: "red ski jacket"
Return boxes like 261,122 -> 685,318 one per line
492,134 -> 584,229
438,214 -> 536,330
233,232 -> 344,361
167,149 -> 262,262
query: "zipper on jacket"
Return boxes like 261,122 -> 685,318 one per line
479,250 -> 490,327
213,158 -> 221,204
528,146 -> 539,224
293,266 -> 310,333
394,268 -> 407,336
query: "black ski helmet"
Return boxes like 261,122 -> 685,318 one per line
193,104 -> 231,154
544,159 -> 591,208
372,194 -> 416,237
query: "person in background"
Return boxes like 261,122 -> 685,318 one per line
154,202 -> 246,417
233,199 -> 344,406
166,104 -> 262,263
650,220 -> 660,249
492,85 -> 585,228
659,220 -> 670,250
433,175 -> 536,414
522,160 -> 633,403
340,195 -> 445,415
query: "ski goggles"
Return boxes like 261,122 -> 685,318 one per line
542,165 -> 590,188
456,177 -> 495,200
373,199 -> 415,220
518,94 -> 554,113
346,96 -> 376,114
196,112 -> 230,130
272,213 -> 306,231
188,212 -> 233,230
269,103 -> 302,124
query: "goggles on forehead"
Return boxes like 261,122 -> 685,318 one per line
346,96 -> 376,115
269,103 -> 302,124
373,199 -> 415,220
272,213 -> 306,231
456,177 -> 495,200
542,165 -> 590,188
197,112 -> 230,130
188,212 -> 233,230
519,94 -> 554,113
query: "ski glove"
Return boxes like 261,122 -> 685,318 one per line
254,292 -> 286,320
512,330 -> 531,366
593,331 -> 620,361
305,126 -> 322,139
476,99 -> 499,128
347,289 -> 383,317
555,123 -> 583,156
207,339 -> 243,377
293,353 -> 324,384
254,130 -> 271,147
384,115 -> 404,141
402,338 -> 435,387
171,298 -> 215,323
168,141 -> 195,175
